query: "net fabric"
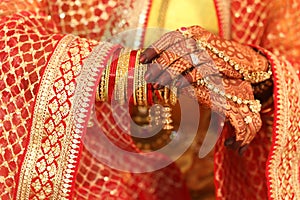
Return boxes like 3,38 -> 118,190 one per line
74,146 -> 188,199
213,0 -> 300,199
74,101 -> 189,199
0,9 -> 62,199
214,123 -> 271,199
231,0 -> 300,72
47,0 -> 120,40
0,0 -> 49,18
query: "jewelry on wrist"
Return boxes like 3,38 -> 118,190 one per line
114,48 -> 130,103
197,40 -> 272,83
178,27 -> 272,84
196,77 -> 262,113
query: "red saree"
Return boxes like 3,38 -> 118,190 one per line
0,0 -> 299,199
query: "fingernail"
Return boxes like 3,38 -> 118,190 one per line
144,72 -> 152,81
175,81 -> 182,88
224,138 -> 234,146
238,146 -> 248,156
153,83 -> 159,89
139,54 -> 146,63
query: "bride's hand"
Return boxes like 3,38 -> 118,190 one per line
139,26 -> 268,153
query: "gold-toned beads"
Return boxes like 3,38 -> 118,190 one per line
197,40 -> 272,83
197,77 -> 262,113
114,49 -> 130,103
133,51 -> 148,106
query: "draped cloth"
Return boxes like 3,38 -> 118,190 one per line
0,0 -> 299,199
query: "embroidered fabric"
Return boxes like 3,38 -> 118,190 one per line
0,0 -> 299,199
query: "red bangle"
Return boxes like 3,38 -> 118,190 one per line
127,50 -> 138,105
147,83 -> 153,105
108,47 -> 122,102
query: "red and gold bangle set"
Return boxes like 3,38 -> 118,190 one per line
96,48 -> 177,107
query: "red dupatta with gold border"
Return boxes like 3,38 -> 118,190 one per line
1,0 -> 190,199
0,0 -> 299,199
214,0 -> 300,199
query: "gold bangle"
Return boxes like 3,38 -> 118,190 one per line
97,57 -> 111,102
114,48 -> 130,104
96,83 -> 101,101
169,82 -> 177,106
163,86 -> 169,104
141,63 -> 147,106
133,50 -> 147,106
98,72 -> 105,101
103,53 -> 113,101
133,50 -> 141,106
137,64 -> 143,105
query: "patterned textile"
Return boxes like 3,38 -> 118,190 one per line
0,0 -> 299,199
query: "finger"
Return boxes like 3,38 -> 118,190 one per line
163,56 -> 193,78
165,36 -> 198,60
243,113 -> 262,146
152,71 -> 173,89
175,68 -> 195,88
224,136 -> 235,146
140,47 -> 159,63
225,135 -> 244,150
240,124 -> 254,147
145,63 -> 164,82
147,51 -> 189,84
140,31 -> 186,63
238,144 -> 248,156
175,62 -> 219,88
155,50 -> 182,71
145,54 -> 189,89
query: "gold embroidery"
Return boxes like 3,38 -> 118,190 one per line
214,0 -> 231,38
267,55 -> 300,199
16,35 -> 75,199
57,42 -> 115,199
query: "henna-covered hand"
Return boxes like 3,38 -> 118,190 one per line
140,26 -> 267,153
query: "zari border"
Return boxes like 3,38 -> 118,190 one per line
214,0 -> 231,39
126,0 -> 152,48
138,0 -> 152,48
57,42 -> 117,199
16,35 -> 75,200
264,52 -> 300,199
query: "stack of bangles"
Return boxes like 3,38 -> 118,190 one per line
96,44 -> 272,114
96,48 -> 178,106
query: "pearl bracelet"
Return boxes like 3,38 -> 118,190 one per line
178,27 -> 272,84
196,40 -> 272,84
196,77 -> 262,113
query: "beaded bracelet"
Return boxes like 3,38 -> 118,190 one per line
178,27 -> 272,84
196,77 -> 262,113
196,40 -> 272,84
